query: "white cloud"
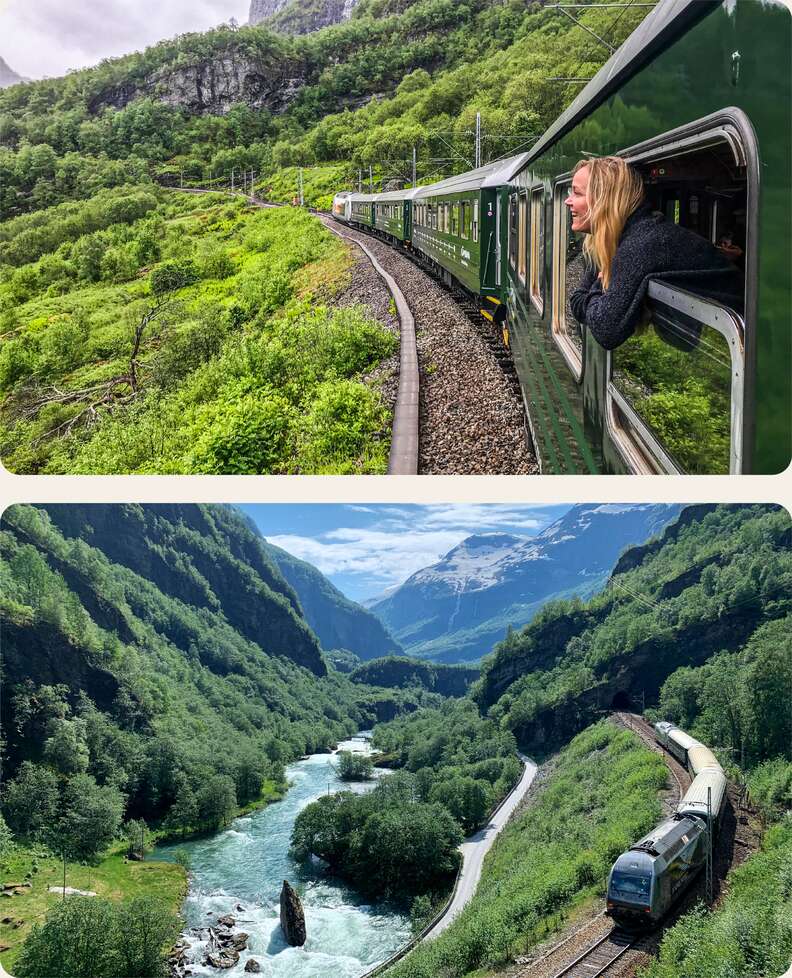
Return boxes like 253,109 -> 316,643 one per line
0,0 -> 250,79
266,505 -> 559,593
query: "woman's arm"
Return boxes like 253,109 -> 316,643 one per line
570,242 -> 656,351
569,263 -> 600,323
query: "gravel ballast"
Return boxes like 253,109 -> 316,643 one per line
321,219 -> 538,475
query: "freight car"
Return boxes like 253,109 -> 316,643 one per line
331,0 -> 791,475
605,722 -> 727,927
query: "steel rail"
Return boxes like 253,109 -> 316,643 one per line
548,930 -> 634,978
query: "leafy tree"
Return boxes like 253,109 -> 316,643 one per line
115,897 -> 178,978
2,762 -> 60,839
150,258 -> 199,296
0,812 -> 15,858
197,774 -> 237,830
14,896 -> 120,978
336,750 -> 374,781
43,717 -> 90,775
57,774 -> 125,861
124,818 -> 153,859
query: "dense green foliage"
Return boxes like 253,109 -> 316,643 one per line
0,504 -> 425,857
350,656 -> 479,696
653,615 -> 792,822
336,750 -> 375,781
372,699 -> 521,831
14,896 -> 179,978
386,722 -> 667,977
475,505 -> 791,752
0,192 -> 396,473
291,771 -> 463,899
640,816 -> 792,978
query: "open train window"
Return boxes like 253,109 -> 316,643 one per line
551,178 -> 584,380
607,116 -> 753,473
529,186 -> 545,314
518,193 -> 527,285
451,202 -> 460,237
472,200 -> 479,242
461,202 -> 471,240
509,194 -> 518,269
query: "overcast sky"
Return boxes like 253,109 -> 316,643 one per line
0,0 -> 250,80
239,504 -> 572,601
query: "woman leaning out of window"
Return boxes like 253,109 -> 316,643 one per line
565,157 -> 743,351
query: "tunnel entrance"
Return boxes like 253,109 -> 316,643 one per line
611,691 -> 633,710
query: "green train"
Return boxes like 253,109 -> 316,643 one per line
334,0 -> 791,475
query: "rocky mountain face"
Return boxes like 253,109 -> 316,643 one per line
475,505 -> 790,752
262,540 -> 402,660
370,505 -> 683,664
35,503 -> 327,676
0,56 -> 24,89
250,0 -> 361,34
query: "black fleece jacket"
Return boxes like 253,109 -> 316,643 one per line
569,204 -> 743,351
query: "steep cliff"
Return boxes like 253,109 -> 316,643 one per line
257,0 -> 362,35
263,541 -> 402,660
474,505 -> 791,752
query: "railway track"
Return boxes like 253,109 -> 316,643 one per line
548,930 -> 635,978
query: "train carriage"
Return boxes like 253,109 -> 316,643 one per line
411,154 -> 529,301
347,193 -> 377,229
504,0 -> 791,475
372,188 -> 420,243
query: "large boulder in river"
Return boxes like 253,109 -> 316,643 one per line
279,879 -> 306,947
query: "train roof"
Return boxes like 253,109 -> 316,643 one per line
414,152 -> 532,197
506,0 -> 722,179
374,187 -> 425,202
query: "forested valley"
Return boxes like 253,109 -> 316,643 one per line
0,504 -> 789,976
0,0 -> 652,473
0,503 -> 437,974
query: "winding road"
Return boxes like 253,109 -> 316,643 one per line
426,754 -> 538,939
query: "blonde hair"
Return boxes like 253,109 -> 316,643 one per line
575,157 -> 645,289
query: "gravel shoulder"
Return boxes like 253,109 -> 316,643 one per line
321,219 -> 537,475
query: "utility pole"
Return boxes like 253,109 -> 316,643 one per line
231,168 -> 236,193
369,165 -> 373,193
179,168 -> 184,190
412,146 -> 417,188
62,851 -> 67,900
299,167 -> 304,207
475,111 -> 482,169
358,169 -> 362,193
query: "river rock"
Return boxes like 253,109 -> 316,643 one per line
216,914 -> 235,929
244,961 -> 261,973
279,880 -> 306,947
205,949 -> 239,969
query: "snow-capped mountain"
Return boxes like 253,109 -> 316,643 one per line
370,504 -> 683,664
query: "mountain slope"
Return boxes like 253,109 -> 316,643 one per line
371,505 -> 681,663
0,56 -> 24,89
262,539 -> 402,659
251,0 -> 361,34
475,504 -> 792,752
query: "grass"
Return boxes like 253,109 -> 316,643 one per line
385,720 -> 668,978
0,846 -> 186,973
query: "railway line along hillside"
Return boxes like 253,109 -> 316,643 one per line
0,0 -> 655,474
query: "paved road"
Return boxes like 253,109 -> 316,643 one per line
426,753 -> 538,939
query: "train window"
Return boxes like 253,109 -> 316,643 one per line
551,178 -> 585,380
529,187 -> 545,314
606,120 -> 752,473
472,200 -> 479,243
431,203 -> 437,230
443,202 -> 450,234
451,203 -> 460,237
517,194 -> 527,285
461,202 -> 471,240
608,283 -> 744,475
509,194 -> 518,270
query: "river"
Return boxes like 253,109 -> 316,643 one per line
150,736 -> 411,978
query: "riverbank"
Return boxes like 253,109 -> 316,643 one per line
150,737 -> 411,977
0,844 -> 186,974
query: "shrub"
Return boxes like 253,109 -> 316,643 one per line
150,258 -> 199,296
188,392 -> 295,474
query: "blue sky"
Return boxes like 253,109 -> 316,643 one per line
239,503 -> 572,601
